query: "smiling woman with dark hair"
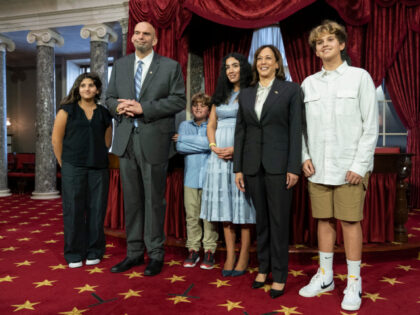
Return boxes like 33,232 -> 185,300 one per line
52,72 -> 112,269
200,53 -> 256,276
234,45 -> 303,298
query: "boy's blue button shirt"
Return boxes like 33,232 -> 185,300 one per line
176,119 -> 210,189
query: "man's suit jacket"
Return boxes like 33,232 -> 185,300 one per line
233,79 -> 303,176
106,52 -> 186,164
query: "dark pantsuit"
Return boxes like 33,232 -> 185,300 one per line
119,130 -> 168,261
61,162 -> 109,263
246,167 -> 293,283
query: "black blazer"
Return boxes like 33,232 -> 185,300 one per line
233,79 -> 303,176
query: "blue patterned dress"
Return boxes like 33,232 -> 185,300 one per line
200,91 -> 256,224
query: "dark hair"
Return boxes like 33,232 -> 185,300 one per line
251,45 -> 286,85
60,72 -> 102,105
211,53 -> 252,106
191,92 -> 211,111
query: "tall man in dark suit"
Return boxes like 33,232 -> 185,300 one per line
106,22 -> 186,276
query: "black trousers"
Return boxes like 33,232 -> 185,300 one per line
61,162 -> 109,263
119,131 -> 168,261
246,167 -> 293,283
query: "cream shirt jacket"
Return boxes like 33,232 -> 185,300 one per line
301,61 -> 379,186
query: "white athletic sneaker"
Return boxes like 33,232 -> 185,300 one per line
341,276 -> 362,311
69,261 -> 83,268
86,258 -> 101,266
299,268 -> 335,297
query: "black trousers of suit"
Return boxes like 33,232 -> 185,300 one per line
61,162 -> 109,263
246,166 -> 293,283
119,129 -> 168,261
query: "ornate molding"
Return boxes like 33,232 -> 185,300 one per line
119,18 -> 129,35
0,35 -> 15,52
80,24 -> 117,43
27,29 -> 64,47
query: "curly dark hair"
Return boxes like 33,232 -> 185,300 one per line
60,72 -> 102,105
211,53 -> 252,106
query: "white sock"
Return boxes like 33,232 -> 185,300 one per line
319,251 -> 333,280
347,259 -> 361,279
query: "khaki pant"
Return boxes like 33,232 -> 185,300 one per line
308,173 -> 370,222
184,186 -> 218,252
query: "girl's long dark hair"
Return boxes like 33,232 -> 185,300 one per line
60,72 -> 102,106
211,53 -> 252,106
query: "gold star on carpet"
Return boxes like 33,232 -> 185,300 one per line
288,269 -> 306,277
58,307 -> 89,314
2,246 -> 18,251
10,215 -> 20,218
0,235 -> 4,239
363,292 -> 387,302
260,284 -> 271,292
18,237 -> 31,241
86,267 -> 105,274
334,273 -> 348,281
412,227 -> 420,231
340,312 -> 358,315
18,222 -> 30,225
213,263 -> 221,269
29,216 -> 40,220
273,305 -> 302,315
49,264 -> 67,270
247,266 -> 259,274
294,244 -> 307,249
74,284 -> 98,293
20,211 -> 28,214
6,228 -> 18,232
11,300 -> 40,312
218,300 -> 244,311
32,249 -> 47,254
360,263 -> 372,268
106,243 -> 115,248
209,279 -> 231,288
124,271 -> 143,279
33,279 -> 57,288
165,260 -> 182,266
408,233 -> 415,238
380,277 -> 403,285
40,223 -> 51,227
396,264 -> 417,271
0,275 -> 18,283
15,260 -> 34,267
167,296 -> 191,304
103,254 -> 111,259
317,292 -> 333,297
118,289 -> 143,299
311,255 -> 319,261
0,220 -> 8,223
55,231 -> 64,235
44,239 -> 58,244
31,230 -> 42,233
165,274 -> 186,283
49,218 -> 60,221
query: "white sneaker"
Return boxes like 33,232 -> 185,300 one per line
86,258 -> 101,266
341,276 -> 362,311
299,268 -> 335,297
69,261 -> 83,268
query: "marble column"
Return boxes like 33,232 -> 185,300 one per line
119,18 -> 128,56
0,35 -> 15,197
80,24 -> 117,105
27,29 -> 64,200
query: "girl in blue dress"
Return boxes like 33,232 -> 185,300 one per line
200,53 -> 256,276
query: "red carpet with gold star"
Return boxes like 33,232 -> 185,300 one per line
1,195 -> 420,314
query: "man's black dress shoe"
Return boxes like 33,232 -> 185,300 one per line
110,256 -> 144,273
270,288 -> 285,298
144,259 -> 163,276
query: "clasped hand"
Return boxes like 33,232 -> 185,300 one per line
211,146 -> 233,160
116,99 -> 143,117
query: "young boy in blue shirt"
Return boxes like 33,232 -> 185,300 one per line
174,92 -> 218,269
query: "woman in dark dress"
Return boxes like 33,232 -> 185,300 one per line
52,72 -> 112,268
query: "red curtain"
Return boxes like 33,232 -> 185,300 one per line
127,0 -> 192,80
104,169 -> 125,230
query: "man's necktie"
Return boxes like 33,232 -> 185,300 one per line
133,60 -> 143,127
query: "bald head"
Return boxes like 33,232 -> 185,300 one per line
131,22 -> 158,57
